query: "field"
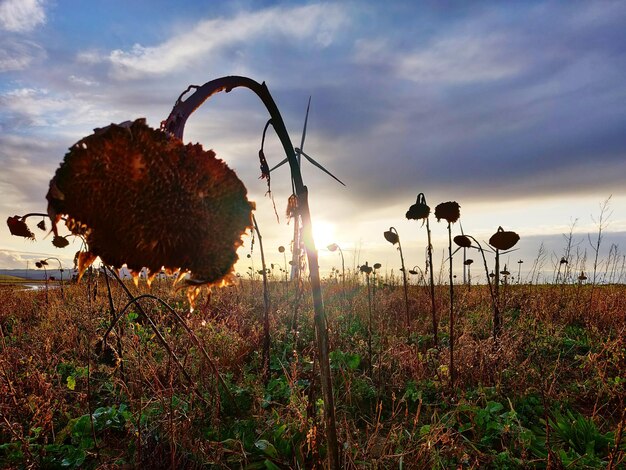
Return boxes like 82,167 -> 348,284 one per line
0,273 -> 624,469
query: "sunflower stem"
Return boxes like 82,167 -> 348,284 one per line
447,222 -> 455,388
426,217 -> 438,347
164,76 -> 339,469
253,215 -> 271,384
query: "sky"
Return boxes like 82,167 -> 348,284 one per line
1,0 -> 625,283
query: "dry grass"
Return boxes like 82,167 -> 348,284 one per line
0,275 -> 624,468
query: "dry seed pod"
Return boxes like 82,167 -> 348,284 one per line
46,118 -> 254,285
52,235 -> 69,248
406,193 -> 430,220
360,263 -> 373,275
6,216 -> 34,239
286,194 -> 298,219
434,201 -> 460,223
453,235 -> 472,248
384,230 -> 399,245
489,226 -> 520,251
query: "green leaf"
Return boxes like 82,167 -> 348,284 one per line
264,459 -> 282,470
255,439 -> 278,459
66,375 -> 76,391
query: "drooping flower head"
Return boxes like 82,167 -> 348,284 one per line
488,226 -> 520,251
46,119 -> 254,285
453,235 -> 472,248
383,229 -> 399,245
360,262 -> 373,275
434,201 -> 460,224
6,216 -> 34,239
406,193 -> 430,220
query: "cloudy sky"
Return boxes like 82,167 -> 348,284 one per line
1,0 -> 625,281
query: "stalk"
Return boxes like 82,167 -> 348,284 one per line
447,222 -> 455,388
163,76 -> 339,468
426,217 -> 438,347
253,215 -> 271,383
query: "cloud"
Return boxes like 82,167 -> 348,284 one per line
0,87 -> 123,131
0,249 -> 27,268
0,37 -> 45,71
0,0 -> 46,32
398,34 -> 523,83
104,4 -> 346,79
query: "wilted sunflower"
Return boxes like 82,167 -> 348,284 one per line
6,216 -> 34,239
453,235 -> 472,248
383,230 -> 399,245
489,226 -> 520,251
46,118 -> 254,285
52,235 -> 69,248
434,201 -> 460,224
406,193 -> 430,220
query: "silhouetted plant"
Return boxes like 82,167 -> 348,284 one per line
161,76 -> 339,467
488,226 -> 520,335
6,216 -> 35,239
360,262 -> 374,376
406,193 -> 438,346
435,200 -> 460,387
383,227 -> 410,332
252,215 -> 271,383
464,258 -> 474,287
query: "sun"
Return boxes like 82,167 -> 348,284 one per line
311,219 -> 336,250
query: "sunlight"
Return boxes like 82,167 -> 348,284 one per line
311,219 -> 336,250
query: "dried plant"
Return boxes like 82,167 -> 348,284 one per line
46,119 -> 254,290
488,226 -> 520,335
383,227 -> 410,332
435,200 -> 460,387
406,193 -> 438,346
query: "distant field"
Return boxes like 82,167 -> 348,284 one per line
0,274 -> 29,284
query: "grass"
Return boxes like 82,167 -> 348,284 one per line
0,274 -> 30,284
0,274 -> 624,469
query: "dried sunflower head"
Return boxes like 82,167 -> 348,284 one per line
384,229 -> 399,245
6,216 -> 34,239
488,226 -> 520,251
406,193 -> 430,220
46,118 -> 254,285
453,235 -> 472,248
52,235 -> 69,248
360,263 -> 373,275
434,201 -> 460,224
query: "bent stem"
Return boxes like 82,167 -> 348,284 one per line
163,76 -> 339,468
253,215 -> 271,384
466,236 -> 500,339
101,270 -> 235,407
